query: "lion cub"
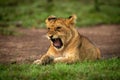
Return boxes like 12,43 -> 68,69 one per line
34,15 -> 101,65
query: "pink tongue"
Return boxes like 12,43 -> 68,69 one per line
54,39 -> 61,47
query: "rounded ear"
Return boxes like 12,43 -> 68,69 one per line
45,15 -> 57,23
68,14 -> 77,24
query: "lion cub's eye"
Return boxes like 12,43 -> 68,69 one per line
47,28 -> 50,30
56,27 -> 61,30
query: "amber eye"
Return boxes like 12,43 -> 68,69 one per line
47,28 -> 50,30
56,27 -> 61,30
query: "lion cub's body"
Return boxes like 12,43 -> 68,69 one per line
34,15 -> 101,65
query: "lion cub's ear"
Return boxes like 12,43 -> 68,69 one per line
45,15 -> 57,23
67,14 -> 77,25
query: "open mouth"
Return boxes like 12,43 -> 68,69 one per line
51,38 -> 63,49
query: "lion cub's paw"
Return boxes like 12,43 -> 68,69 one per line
41,55 -> 54,65
33,55 -> 54,65
33,60 -> 41,65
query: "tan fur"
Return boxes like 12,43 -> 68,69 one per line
33,15 -> 101,65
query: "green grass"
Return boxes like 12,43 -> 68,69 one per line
0,0 -> 120,35
0,0 -> 120,28
0,26 -> 19,36
0,58 -> 119,80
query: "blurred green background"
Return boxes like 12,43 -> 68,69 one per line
0,0 -> 120,35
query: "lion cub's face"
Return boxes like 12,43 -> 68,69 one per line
45,15 -> 77,50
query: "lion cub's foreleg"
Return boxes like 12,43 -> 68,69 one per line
54,56 -> 78,64
33,54 -> 54,65
33,55 -> 77,65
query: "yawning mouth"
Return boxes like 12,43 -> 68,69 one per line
51,38 -> 63,49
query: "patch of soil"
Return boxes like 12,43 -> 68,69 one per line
0,25 -> 120,64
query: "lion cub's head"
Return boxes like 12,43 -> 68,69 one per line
45,15 -> 77,50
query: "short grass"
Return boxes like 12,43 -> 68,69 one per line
0,0 -> 120,28
0,0 -> 120,35
0,26 -> 19,36
0,58 -> 119,80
